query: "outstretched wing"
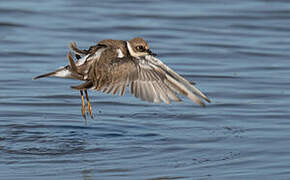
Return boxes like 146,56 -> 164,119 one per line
96,55 -> 210,106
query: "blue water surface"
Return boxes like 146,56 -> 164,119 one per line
0,0 -> 290,179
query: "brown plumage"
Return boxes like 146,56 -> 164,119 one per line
34,37 -> 210,119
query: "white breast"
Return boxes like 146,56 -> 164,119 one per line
117,48 -> 124,58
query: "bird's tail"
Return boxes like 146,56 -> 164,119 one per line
33,50 -> 84,80
33,66 -> 73,80
33,71 -> 57,80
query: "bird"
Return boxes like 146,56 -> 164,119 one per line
33,37 -> 210,119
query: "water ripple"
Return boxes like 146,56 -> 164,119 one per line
1,0 -> 290,179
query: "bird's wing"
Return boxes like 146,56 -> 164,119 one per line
144,55 -> 211,103
69,42 -> 108,66
95,55 -> 210,106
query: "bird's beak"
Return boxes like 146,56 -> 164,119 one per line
147,49 -> 157,57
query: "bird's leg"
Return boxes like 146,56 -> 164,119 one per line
80,90 -> 86,118
84,90 -> 93,118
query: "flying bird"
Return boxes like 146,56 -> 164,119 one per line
34,37 -> 210,119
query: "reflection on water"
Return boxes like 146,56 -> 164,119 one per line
1,0 -> 290,179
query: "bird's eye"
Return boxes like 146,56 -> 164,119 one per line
136,45 -> 145,52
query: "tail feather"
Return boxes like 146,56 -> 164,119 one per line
33,67 -> 73,80
33,51 -> 80,80
33,71 -> 57,80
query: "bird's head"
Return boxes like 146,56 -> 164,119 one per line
127,37 -> 156,57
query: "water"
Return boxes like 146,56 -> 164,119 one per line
1,0 -> 290,179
